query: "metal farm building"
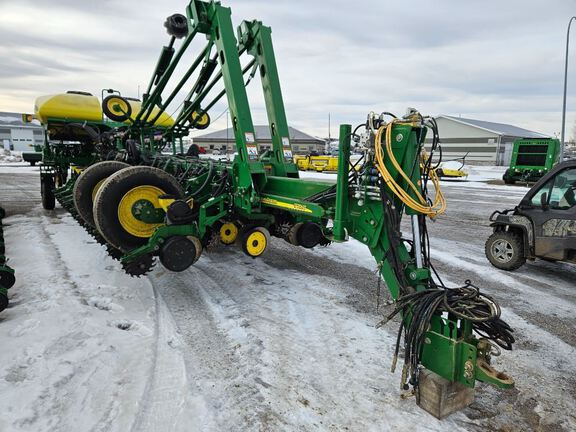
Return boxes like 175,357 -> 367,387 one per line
193,125 -> 325,155
427,115 -> 549,165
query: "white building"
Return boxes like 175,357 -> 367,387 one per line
427,115 -> 549,165
0,112 -> 44,152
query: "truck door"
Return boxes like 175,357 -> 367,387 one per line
525,166 -> 576,260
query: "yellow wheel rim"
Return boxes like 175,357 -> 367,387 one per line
191,111 -> 209,127
106,96 -> 130,116
117,185 -> 165,238
220,222 -> 238,245
92,178 -> 106,202
245,230 -> 267,257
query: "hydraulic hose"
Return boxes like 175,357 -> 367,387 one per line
374,121 -> 446,218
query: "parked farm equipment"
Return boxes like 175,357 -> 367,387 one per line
503,138 -> 560,184
35,89 -> 184,210
35,0 -> 515,417
294,154 -> 339,172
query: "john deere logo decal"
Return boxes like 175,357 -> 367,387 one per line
261,197 -> 313,214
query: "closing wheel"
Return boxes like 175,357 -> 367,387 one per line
241,227 -> 270,258
41,175 -> 55,210
73,161 -> 130,226
295,222 -> 323,249
220,222 -> 238,245
93,166 -> 184,252
160,236 -> 202,272
102,95 -> 132,122
485,231 -> 526,271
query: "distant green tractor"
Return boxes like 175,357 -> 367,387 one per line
503,138 -> 559,184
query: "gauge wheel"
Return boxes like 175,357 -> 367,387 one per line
41,175 -> 55,210
485,231 -> 525,271
73,161 -> 130,227
241,227 -> 270,258
93,166 -> 184,252
219,222 -> 239,245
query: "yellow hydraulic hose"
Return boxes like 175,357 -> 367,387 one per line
374,122 -> 446,218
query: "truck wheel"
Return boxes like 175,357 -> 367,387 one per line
30,161 -> 37,167
485,231 -> 526,270
41,175 -> 55,210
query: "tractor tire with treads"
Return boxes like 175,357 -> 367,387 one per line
93,166 -> 184,252
73,161 -> 130,227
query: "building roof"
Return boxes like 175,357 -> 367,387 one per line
439,115 -> 549,139
194,125 -> 324,142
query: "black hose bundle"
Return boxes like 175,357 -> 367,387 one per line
378,281 -> 514,390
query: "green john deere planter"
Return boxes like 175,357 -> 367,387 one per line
41,0 -> 516,418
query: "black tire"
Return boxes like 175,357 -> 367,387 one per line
30,161 -> 37,167
0,270 -> 15,289
485,230 -> 526,271
73,161 -> 130,227
503,170 -> 515,185
102,95 -> 132,122
41,175 -> 55,210
93,166 -> 184,252
0,293 -> 7,312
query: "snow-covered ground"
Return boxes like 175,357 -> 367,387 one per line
0,166 -> 574,431
0,150 -> 23,164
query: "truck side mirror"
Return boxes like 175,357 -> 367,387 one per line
540,192 -> 549,211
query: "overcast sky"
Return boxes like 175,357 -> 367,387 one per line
1,0 -> 575,139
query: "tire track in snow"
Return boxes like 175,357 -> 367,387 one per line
150,262 -> 286,431
129,277 -> 204,432
152,244 -> 468,432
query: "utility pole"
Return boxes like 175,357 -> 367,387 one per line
326,113 -> 331,154
560,16 -> 576,162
